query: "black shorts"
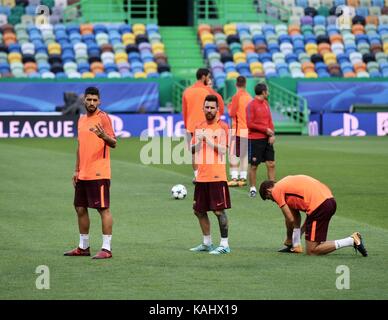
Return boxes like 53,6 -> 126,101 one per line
74,179 -> 110,209
248,138 -> 275,166
230,135 -> 248,158
305,198 -> 337,242
193,181 -> 231,212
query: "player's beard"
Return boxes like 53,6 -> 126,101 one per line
205,112 -> 216,121
85,104 -> 97,114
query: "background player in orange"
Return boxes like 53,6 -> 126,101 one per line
227,76 -> 252,187
246,83 -> 275,198
64,87 -> 117,259
259,175 -> 368,257
182,68 -> 224,183
189,94 -> 231,255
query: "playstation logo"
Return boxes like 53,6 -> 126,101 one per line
331,114 -> 366,136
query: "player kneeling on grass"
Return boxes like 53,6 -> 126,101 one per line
259,175 -> 368,257
189,95 -> 232,255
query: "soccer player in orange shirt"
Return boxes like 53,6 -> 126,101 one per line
64,87 -> 117,259
182,68 -> 224,183
227,76 -> 252,187
189,95 -> 231,254
259,175 -> 368,256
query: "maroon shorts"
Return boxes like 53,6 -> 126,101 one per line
304,198 -> 336,242
193,181 -> 231,212
230,135 -> 248,158
74,179 -> 110,209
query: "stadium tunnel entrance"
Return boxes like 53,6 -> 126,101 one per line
158,0 -> 190,25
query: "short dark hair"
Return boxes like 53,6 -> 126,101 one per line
254,83 -> 267,96
259,180 -> 275,200
204,94 -> 218,107
84,86 -> 100,97
236,76 -> 246,87
196,68 -> 210,80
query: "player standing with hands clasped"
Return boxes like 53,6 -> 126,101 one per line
189,95 -> 232,255
64,87 -> 117,259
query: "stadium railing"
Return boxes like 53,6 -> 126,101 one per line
267,80 -> 309,132
172,78 -> 194,113
63,0 -> 158,24
193,0 -> 291,25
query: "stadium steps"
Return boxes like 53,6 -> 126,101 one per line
222,0 -> 260,23
272,111 -> 306,134
160,26 -> 205,79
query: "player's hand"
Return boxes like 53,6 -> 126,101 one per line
90,123 -> 106,139
268,136 -> 275,145
72,171 -> 78,188
266,128 -> 274,136
290,244 -> 303,254
195,129 -> 205,141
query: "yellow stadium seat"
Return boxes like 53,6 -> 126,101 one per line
227,71 -> 240,79
200,32 -> 214,43
114,52 -> 128,63
133,24 -> 146,34
122,33 -> 135,42
123,39 -> 135,46
304,71 -> 318,78
134,72 -> 147,78
82,72 -> 95,79
8,52 -> 22,63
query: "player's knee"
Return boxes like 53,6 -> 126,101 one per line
306,247 -> 319,256
194,211 -> 205,218
266,161 -> 275,169
75,206 -> 87,216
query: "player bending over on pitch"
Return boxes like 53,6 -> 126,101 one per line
259,175 -> 368,257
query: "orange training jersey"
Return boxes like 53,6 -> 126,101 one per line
77,110 -> 115,180
192,120 -> 229,182
228,88 -> 252,137
182,81 -> 224,133
271,175 -> 333,214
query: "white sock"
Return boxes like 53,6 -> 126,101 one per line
194,170 -> 198,178
334,237 -> 354,250
230,170 -> 238,180
203,235 -> 212,246
239,171 -> 247,180
102,234 -> 112,251
250,186 -> 256,192
220,237 -> 229,248
79,234 -> 89,249
292,228 -> 301,246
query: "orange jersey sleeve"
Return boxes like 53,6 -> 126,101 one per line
98,111 -> 115,138
182,91 -> 188,129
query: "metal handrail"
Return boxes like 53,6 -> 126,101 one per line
193,0 -> 291,25
268,80 -> 309,126
172,78 -> 194,113
63,0 -> 158,24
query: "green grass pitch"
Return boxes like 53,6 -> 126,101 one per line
0,136 -> 387,299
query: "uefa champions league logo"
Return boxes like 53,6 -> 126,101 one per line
335,5 -> 356,30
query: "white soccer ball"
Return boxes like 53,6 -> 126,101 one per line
171,184 -> 187,200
